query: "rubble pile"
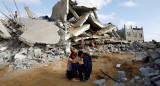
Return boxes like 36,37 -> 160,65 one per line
123,42 -> 160,86
0,0 -> 123,69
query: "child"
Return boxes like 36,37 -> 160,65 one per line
66,52 -> 80,81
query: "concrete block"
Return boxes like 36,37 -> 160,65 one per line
28,47 -> 34,57
150,52 -> 160,61
139,67 -> 151,77
34,49 -> 42,57
143,77 -> 152,86
112,83 -> 124,86
117,71 -> 127,83
116,64 -> 121,68
155,59 -> 160,66
19,48 -> 28,55
130,76 -> 141,83
93,79 -> 106,86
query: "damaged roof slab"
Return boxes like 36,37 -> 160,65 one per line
88,16 -> 107,29
71,24 -> 90,36
74,13 -> 89,27
97,25 -> 117,35
19,18 -> 60,46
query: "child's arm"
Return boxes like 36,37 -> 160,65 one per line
70,47 -> 75,53
70,60 -> 78,64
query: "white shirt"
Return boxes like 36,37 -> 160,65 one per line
67,58 -> 77,71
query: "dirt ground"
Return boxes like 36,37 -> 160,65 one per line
0,52 -> 145,86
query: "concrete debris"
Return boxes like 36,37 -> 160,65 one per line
116,64 -> 121,69
0,0 -> 147,71
69,5 -> 79,20
0,21 -> 11,38
34,48 -> 42,58
150,52 -> 160,61
14,53 -> 26,60
51,0 -> 69,22
117,71 -> 127,83
88,15 -> 107,30
112,83 -> 124,86
93,79 -> 106,86
0,47 -> 7,51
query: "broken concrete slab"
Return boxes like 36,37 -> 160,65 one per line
19,18 -> 60,46
70,24 -> 90,36
69,5 -> 79,20
72,5 -> 97,14
74,34 -> 100,42
93,79 -> 106,86
88,16 -> 106,30
97,25 -> 117,35
74,13 -> 89,27
51,0 -> 69,22
93,10 -> 98,19
139,67 -> 159,77
0,21 -> 11,38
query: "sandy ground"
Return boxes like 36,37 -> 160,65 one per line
0,52 -> 145,86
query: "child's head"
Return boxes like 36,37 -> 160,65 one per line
70,52 -> 77,59
72,53 -> 77,59
78,51 -> 84,58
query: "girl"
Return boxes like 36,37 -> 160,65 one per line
66,52 -> 80,81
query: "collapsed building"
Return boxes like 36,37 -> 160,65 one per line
117,25 -> 144,43
0,0 -> 144,70
0,0 -> 123,69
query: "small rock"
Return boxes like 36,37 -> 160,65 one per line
93,79 -> 106,86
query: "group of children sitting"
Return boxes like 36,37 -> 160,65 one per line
66,48 -> 92,82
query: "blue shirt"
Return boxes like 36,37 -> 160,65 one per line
83,55 -> 92,70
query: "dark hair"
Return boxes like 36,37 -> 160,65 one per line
78,51 -> 83,56
78,51 -> 91,61
69,52 -> 77,59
